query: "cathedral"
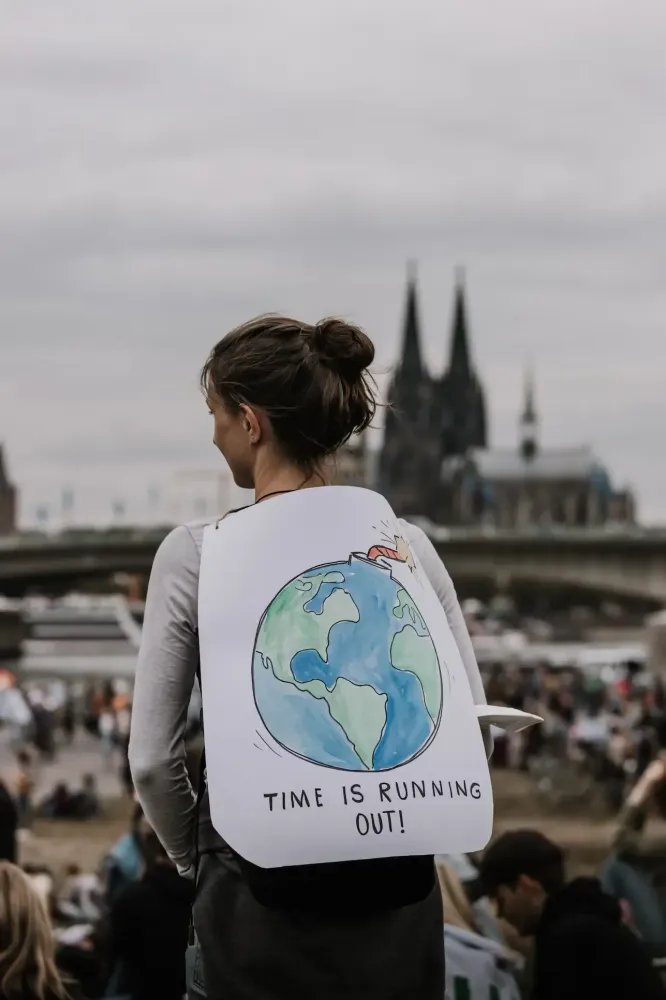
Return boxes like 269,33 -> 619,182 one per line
377,270 -> 635,528
378,269 -> 486,521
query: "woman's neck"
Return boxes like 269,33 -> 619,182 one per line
253,460 -> 330,503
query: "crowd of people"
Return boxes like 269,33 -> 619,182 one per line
0,802 -> 192,999
2,784 -> 666,999
0,680 -> 205,998
0,659 -> 664,999
3,683 -> 134,830
481,660 -> 666,810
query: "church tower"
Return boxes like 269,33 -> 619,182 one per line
435,270 -> 487,459
378,265 -> 437,516
519,369 -> 538,461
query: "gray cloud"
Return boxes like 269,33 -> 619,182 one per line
0,0 -> 664,524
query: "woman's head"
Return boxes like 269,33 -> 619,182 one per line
0,862 -> 67,999
201,315 -> 376,489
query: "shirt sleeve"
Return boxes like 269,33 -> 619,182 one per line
128,525 -> 200,872
404,523 -> 492,758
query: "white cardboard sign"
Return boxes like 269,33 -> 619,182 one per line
197,486 -> 493,868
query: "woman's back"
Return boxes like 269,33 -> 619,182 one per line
129,314 -> 492,999
133,514 -> 472,998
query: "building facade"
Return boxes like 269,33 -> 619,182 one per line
0,446 -> 17,536
379,271 -> 635,528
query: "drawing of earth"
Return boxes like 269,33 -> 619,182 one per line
253,554 -> 443,771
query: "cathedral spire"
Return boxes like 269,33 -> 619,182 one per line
447,267 -> 472,376
520,367 -> 538,461
399,261 -> 423,380
521,368 -> 537,424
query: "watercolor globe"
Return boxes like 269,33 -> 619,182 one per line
252,554 -> 443,771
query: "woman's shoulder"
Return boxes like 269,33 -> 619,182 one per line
156,519 -> 211,560
399,518 -> 429,547
151,519 -> 217,583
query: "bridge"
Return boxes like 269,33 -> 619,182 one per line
1,522 -> 666,606
417,522 -> 666,607
0,527 -> 171,596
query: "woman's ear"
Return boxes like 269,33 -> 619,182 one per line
239,404 -> 262,446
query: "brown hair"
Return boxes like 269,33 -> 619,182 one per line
201,315 -> 376,470
0,863 -> 68,999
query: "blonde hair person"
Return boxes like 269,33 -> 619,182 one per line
437,862 -> 522,1000
0,863 -> 73,1000
438,861 -> 478,932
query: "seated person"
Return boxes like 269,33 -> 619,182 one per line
68,774 -> 100,820
479,829 -> 665,1000
39,782 -> 73,819
54,923 -> 106,1000
39,776 -> 100,821
107,830 -> 193,1000
57,864 -> 104,923
101,802 -> 148,904
438,852 -> 530,955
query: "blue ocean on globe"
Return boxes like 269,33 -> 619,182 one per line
253,554 -> 443,771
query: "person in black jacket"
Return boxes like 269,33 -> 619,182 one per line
479,829 -> 665,999
108,830 -> 193,1000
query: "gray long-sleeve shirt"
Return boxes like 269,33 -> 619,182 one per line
129,518 -> 490,874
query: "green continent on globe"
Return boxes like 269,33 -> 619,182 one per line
391,588 -> 442,724
255,569 -> 388,768
257,570 -> 359,683
321,678 -> 387,769
257,655 -> 387,770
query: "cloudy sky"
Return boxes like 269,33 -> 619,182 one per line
1,0 -> 664,525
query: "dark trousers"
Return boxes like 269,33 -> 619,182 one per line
190,853 -> 444,1000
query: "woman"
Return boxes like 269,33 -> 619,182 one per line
0,862 -> 77,1000
437,862 -> 522,1000
129,315 -> 491,999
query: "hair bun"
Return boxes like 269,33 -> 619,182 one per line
310,318 -> 375,379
